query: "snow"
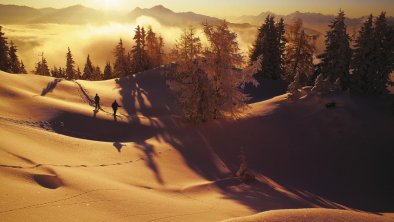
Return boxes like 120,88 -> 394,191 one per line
0,70 -> 392,221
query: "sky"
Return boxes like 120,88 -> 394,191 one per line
0,0 -> 392,18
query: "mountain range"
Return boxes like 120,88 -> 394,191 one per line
1,4 -> 392,29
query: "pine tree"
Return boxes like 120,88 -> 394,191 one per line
130,25 -> 149,73
103,62 -> 112,80
373,12 -> 394,94
76,66 -> 81,79
8,41 -> 21,73
50,66 -> 58,77
91,66 -> 102,81
250,15 -> 286,81
35,56 -> 50,76
350,15 -> 375,94
113,38 -> 128,78
82,54 -> 94,80
19,60 -> 27,74
284,19 -> 315,86
311,74 -> 331,95
317,10 -> 352,89
0,26 -> 10,72
65,47 -> 75,80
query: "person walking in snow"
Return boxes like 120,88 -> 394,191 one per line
112,100 -> 121,117
94,93 -> 101,110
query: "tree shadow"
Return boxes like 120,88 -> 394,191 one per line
113,68 -> 393,213
135,140 -> 164,184
41,78 -> 62,96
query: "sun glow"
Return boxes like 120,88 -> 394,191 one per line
101,0 -> 120,9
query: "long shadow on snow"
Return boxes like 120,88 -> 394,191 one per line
198,94 -> 394,212
112,68 -> 337,212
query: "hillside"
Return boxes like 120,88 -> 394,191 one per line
0,70 -> 393,221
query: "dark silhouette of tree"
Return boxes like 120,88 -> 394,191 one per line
103,62 -> 112,80
19,60 -> 27,74
131,25 -> 149,73
65,47 -> 76,80
8,41 -> 21,73
145,26 -> 164,68
92,65 -> 102,80
35,53 -> 50,76
76,66 -> 81,79
373,12 -> 394,94
350,15 -> 375,94
317,10 -> 352,90
0,26 -> 10,72
351,12 -> 394,94
250,15 -> 286,81
113,38 -> 128,78
82,54 -> 94,80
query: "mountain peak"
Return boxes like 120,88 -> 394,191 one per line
150,5 -> 173,13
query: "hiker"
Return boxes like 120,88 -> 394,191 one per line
112,100 -> 121,116
94,93 -> 100,110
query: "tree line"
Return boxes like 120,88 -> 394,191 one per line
250,10 -> 393,96
0,25 -> 164,80
0,26 -> 27,74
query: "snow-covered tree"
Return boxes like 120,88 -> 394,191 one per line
288,72 -> 302,98
203,21 -> 259,118
65,47 -> 76,80
0,26 -> 10,72
284,19 -> 315,86
168,22 -> 261,122
167,27 -> 208,121
317,10 -> 352,89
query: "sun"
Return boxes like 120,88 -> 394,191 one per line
102,0 -> 120,9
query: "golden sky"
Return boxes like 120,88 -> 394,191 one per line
0,0 -> 392,18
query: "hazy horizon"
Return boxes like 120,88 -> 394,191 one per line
0,0 -> 393,18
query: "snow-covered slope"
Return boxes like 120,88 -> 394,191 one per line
0,70 -> 392,221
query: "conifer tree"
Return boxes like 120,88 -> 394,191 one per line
350,15 -> 375,94
35,56 -> 50,76
76,66 -> 81,79
8,41 -> 21,73
130,25 -> 149,73
0,26 -> 10,72
103,62 -> 112,80
284,19 -> 315,86
373,12 -> 394,94
113,38 -> 128,78
82,54 -> 94,80
250,16 -> 286,81
19,60 -> 27,74
317,10 -> 352,89
65,47 -> 76,80
92,66 -> 102,81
